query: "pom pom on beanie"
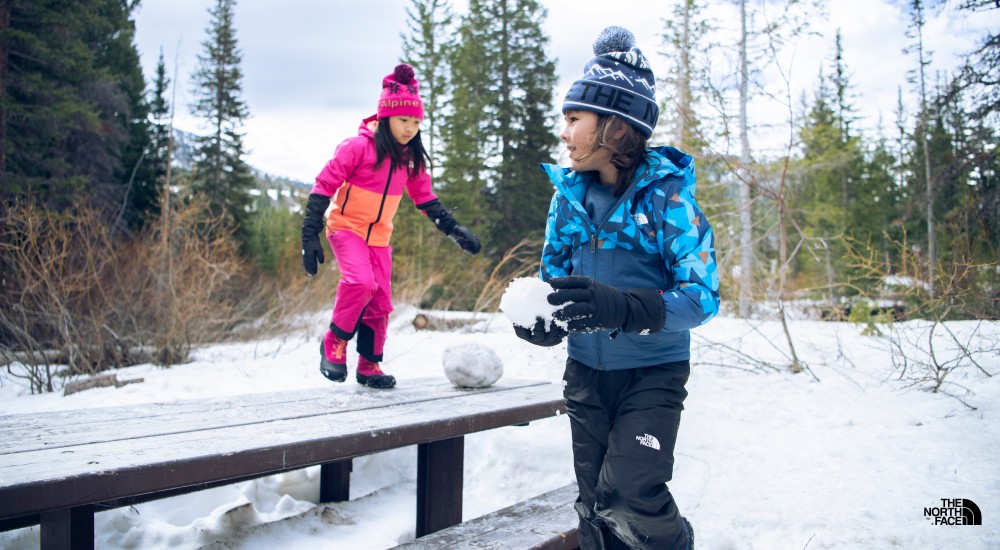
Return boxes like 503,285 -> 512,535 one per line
393,63 -> 415,85
592,26 -> 635,55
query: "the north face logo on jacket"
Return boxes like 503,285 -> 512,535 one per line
636,433 -> 660,450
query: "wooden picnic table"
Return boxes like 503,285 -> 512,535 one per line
0,377 -> 566,549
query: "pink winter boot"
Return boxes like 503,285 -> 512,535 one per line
320,331 -> 348,383
356,357 -> 396,389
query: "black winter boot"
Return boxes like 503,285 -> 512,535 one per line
319,336 -> 347,383
682,517 -> 695,549
356,357 -> 396,389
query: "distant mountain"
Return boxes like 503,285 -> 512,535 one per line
250,169 -> 310,212
170,128 -> 310,211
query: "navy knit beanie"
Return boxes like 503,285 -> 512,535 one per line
562,26 -> 659,138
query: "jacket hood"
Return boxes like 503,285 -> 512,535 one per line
542,146 -> 696,203
358,114 -> 378,139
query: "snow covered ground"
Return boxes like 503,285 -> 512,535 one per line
1,308 -> 997,549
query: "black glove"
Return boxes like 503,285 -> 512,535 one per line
301,193 -> 330,276
417,199 -> 481,255
548,275 -> 665,334
513,318 -> 568,347
450,225 -> 481,255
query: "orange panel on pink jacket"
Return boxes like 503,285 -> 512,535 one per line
312,115 -> 437,247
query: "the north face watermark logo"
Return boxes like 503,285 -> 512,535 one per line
636,433 -> 660,451
924,498 -> 982,525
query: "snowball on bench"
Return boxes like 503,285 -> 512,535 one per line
443,343 -> 503,388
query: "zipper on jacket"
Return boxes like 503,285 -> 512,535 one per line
365,161 -> 395,243
590,229 -> 605,370
340,185 -> 354,214
586,169 -> 650,372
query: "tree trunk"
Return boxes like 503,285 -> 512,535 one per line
738,0 -> 754,317
0,0 -> 10,181
912,0 -> 935,298
677,0 -> 692,147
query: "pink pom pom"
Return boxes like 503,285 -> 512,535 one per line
393,63 -> 415,84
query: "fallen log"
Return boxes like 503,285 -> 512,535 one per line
412,313 -> 480,331
63,373 -> 145,396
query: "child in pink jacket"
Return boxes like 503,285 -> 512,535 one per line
301,63 -> 480,389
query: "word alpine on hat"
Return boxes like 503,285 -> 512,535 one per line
563,26 -> 659,138
377,63 -> 424,120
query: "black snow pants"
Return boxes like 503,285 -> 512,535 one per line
562,357 -> 691,550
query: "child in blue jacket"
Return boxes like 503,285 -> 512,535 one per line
515,27 -> 720,550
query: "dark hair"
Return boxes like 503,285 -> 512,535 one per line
374,120 -> 430,179
575,114 -> 648,196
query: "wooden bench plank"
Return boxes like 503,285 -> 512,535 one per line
0,378 -> 465,432
0,379 -> 540,454
0,380 -> 565,521
395,483 -> 580,549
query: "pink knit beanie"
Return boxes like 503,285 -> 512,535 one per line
377,63 -> 424,120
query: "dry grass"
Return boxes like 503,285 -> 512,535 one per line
0,200 -> 321,393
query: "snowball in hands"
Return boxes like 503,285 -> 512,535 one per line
442,343 -> 503,388
499,277 -> 566,329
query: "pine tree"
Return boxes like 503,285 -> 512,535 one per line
148,50 -> 171,200
860,122 -> 904,259
905,0 -> 936,296
106,0 -> 156,231
189,0 -> 253,240
392,0 -> 454,298
830,30 -> 858,139
794,70 -> 848,301
828,30 -> 864,217
487,0 -> 557,255
394,0 -> 455,287
943,2 -> 998,313
440,0 -> 557,258
902,79 -> 998,317
0,0 -> 145,217
438,0 -> 493,235
947,1 -> 999,125
400,0 -> 453,169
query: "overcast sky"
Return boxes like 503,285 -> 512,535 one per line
133,0 -> 998,183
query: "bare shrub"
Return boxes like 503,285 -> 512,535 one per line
0,200 -> 261,393
841,232 -> 997,406
887,319 -> 996,408
136,201 -> 248,364
1,202 -> 131,392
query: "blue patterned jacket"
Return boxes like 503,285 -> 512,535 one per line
540,146 -> 720,370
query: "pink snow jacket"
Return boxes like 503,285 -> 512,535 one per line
311,115 -> 438,246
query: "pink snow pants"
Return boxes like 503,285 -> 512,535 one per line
327,230 -> 392,362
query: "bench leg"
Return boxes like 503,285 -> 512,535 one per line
40,506 -> 94,550
319,459 -> 352,503
416,436 -> 464,537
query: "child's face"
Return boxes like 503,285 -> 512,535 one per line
388,116 -> 421,145
560,110 -> 612,175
